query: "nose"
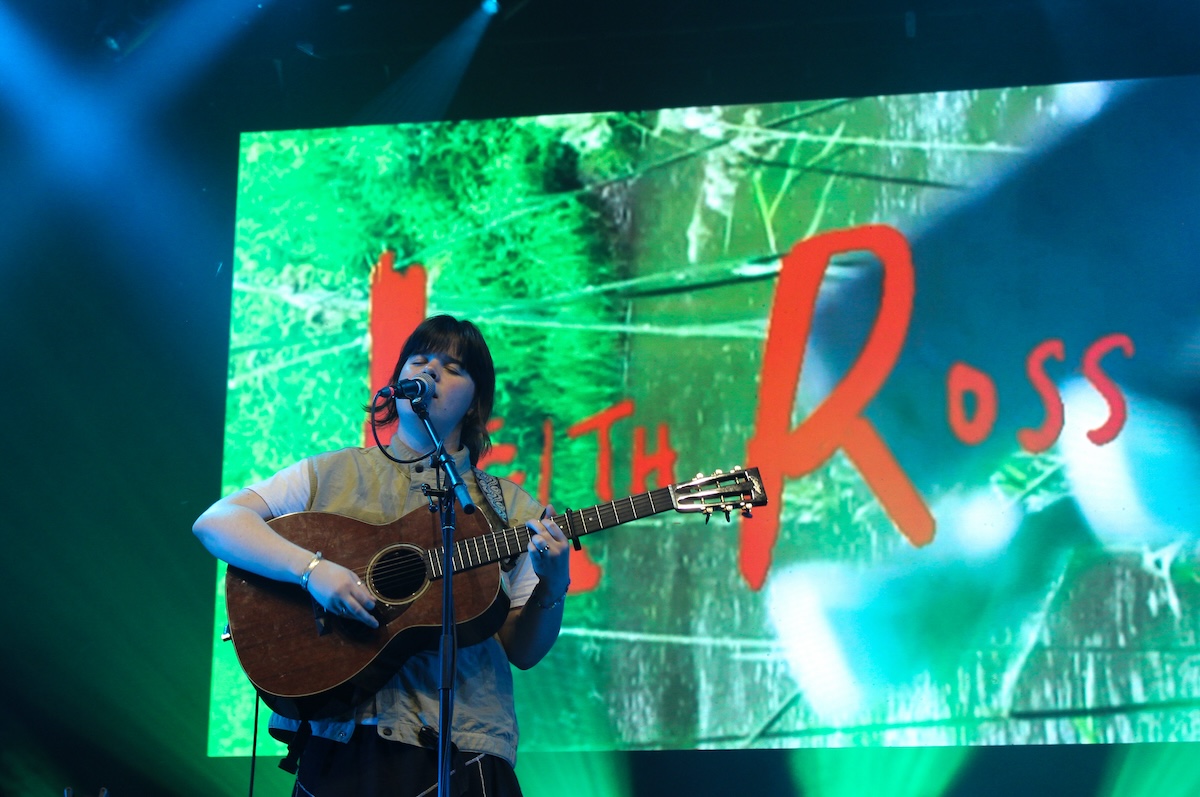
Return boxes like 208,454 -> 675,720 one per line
420,358 -> 442,381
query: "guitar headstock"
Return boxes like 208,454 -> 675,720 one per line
670,467 -> 767,522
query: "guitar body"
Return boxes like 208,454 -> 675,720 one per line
225,508 -> 510,719
221,467 -> 767,720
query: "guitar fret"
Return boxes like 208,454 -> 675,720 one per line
396,482 -> 710,574
424,484 -> 684,580
562,510 -> 577,545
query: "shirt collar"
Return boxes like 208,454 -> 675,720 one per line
386,434 -> 472,474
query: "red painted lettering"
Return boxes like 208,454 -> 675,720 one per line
1083,333 -> 1135,445
1017,339 -> 1066,453
744,225 -> 934,590
947,362 -> 999,446
478,418 -> 523,485
631,423 -> 677,491
545,416 -> 602,592
567,399 -> 635,502
538,418 -> 553,507
364,253 -> 427,447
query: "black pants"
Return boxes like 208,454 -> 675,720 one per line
293,732 -> 523,797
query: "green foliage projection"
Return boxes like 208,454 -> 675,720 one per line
211,84 -> 1192,760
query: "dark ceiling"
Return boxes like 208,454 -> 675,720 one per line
11,0 -> 1199,130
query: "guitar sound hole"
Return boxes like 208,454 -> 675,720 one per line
368,545 -> 427,603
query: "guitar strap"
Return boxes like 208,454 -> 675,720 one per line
278,713 -> 310,774
473,468 -> 509,523
474,468 -> 524,572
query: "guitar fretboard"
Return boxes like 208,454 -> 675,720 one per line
426,486 -> 675,579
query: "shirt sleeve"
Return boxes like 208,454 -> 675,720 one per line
497,480 -> 546,609
245,459 -> 313,518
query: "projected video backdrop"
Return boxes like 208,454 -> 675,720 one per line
209,74 -> 1200,756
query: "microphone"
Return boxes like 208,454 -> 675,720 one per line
378,375 -> 433,400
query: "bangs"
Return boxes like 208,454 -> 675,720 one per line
397,315 -> 495,411
403,325 -> 487,381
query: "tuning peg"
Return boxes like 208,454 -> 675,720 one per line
723,507 -> 732,522
703,506 -> 714,524
695,472 -> 705,479
741,502 -> 754,518
731,464 -> 742,471
714,468 -> 724,475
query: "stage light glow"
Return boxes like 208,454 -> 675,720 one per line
482,0 -> 500,14
517,751 -> 630,797
354,0 -> 499,123
789,745 -> 972,797
929,489 -> 1021,561
117,0 -> 279,110
767,567 -> 863,723
1100,744 -> 1200,797
1060,379 -> 1200,550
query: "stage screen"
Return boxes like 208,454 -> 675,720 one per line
208,73 -> 1200,756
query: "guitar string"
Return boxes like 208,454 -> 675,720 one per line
341,492 -> 674,585
345,504 -> 620,583
345,481 -> 749,585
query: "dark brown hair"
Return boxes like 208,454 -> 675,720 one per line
370,315 -> 496,465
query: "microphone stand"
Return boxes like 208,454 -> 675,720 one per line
407,395 -> 475,797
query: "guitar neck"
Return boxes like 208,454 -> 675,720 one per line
427,485 -> 675,580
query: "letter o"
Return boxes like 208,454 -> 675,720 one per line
947,362 -> 998,446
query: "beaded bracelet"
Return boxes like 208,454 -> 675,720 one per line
532,579 -> 570,610
300,551 -> 324,592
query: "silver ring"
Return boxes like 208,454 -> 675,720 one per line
356,579 -> 364,586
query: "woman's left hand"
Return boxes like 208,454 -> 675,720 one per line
526,505 -> 570,596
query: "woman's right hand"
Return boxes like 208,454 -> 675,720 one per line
305,559 -> 379,628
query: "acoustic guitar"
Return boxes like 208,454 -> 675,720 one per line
224,467 -> 766,719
